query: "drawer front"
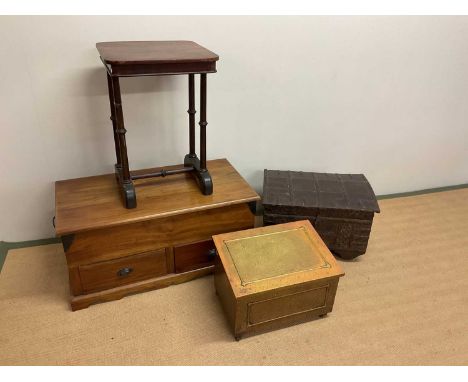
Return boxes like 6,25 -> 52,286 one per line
79,249 -> 168,293
174,240 -> 216,273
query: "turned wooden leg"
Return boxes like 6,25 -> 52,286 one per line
106,72 -> 122,176
188,73 -> 196,158
184,73 -> 213,195
110,76 -> 136,209
199,73 -> 207,171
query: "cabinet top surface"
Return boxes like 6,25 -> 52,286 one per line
263,170 -> 380,213
213,220 -> 344,296
55,159 -> 259,236
96,41 -> 219,65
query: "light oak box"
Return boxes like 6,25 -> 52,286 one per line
55,159 -> 259,311
213,220 -> 345,340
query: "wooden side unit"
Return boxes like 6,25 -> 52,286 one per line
213,220 -> 344,340
55,159 -> 260,310
65,203 -> 254,310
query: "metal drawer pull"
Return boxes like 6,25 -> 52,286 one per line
207,249 -> 216,259
117,267 -> 133,277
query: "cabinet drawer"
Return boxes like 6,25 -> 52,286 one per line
174,240 -> 216,273
79,249 -> 168,293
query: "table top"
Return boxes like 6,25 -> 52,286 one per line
55,159 -> 259,236
213,220 -> 344,297
96,40 -> 219,65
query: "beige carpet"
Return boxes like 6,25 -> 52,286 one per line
1,189 -> 468,365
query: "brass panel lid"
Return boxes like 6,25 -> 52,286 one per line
213,220 -> 344,296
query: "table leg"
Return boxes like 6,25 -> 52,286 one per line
106,73 -> 122,179
195,73 -> 213,194
184,74 -> 213,195
110,76 -> 137,209
188,74 -> 196,158
199,73 -> 207,171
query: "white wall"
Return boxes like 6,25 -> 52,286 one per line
1,16 -> 467,241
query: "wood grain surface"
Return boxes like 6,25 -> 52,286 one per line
97,41 -> 219,65
65,203 -> 254,266
65,202 -> 255,308
55,159 -> 260,235
79,249 -> 169,294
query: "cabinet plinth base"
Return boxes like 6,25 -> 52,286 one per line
70,266 -> 213,311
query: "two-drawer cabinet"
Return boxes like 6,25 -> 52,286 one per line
75,239 -> 217,295
55,159 -> 260,310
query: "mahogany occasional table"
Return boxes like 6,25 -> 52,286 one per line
96,41 -> 219,208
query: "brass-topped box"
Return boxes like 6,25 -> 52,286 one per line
213,220 -> 345,340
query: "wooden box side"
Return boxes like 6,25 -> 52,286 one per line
213,255 -> 238,334
264,213 -> 375,259
315,215 -> 373,258
235,277 -> 341,339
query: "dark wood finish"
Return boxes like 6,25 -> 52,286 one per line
97,41 -> 218,77
109,75 -> 136,208
188,74 -> 196,156
262,170 -> 380,259
96,41 -> 219,65
55,160 -> 260,310
97,41 -> 218,207
213,220 -> 344,340
174,240 -> 216,273
104,61 -> 217,77
106,73 -> 122,170
79,249 -> 168,293
199,73 -> 207,171
130,166 -> 194,180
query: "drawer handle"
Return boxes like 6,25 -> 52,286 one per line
207,249 -> 216,259
117,267 -> 133,277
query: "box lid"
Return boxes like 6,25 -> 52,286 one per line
213,220 -> 344,297
263,170 -> 380,215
